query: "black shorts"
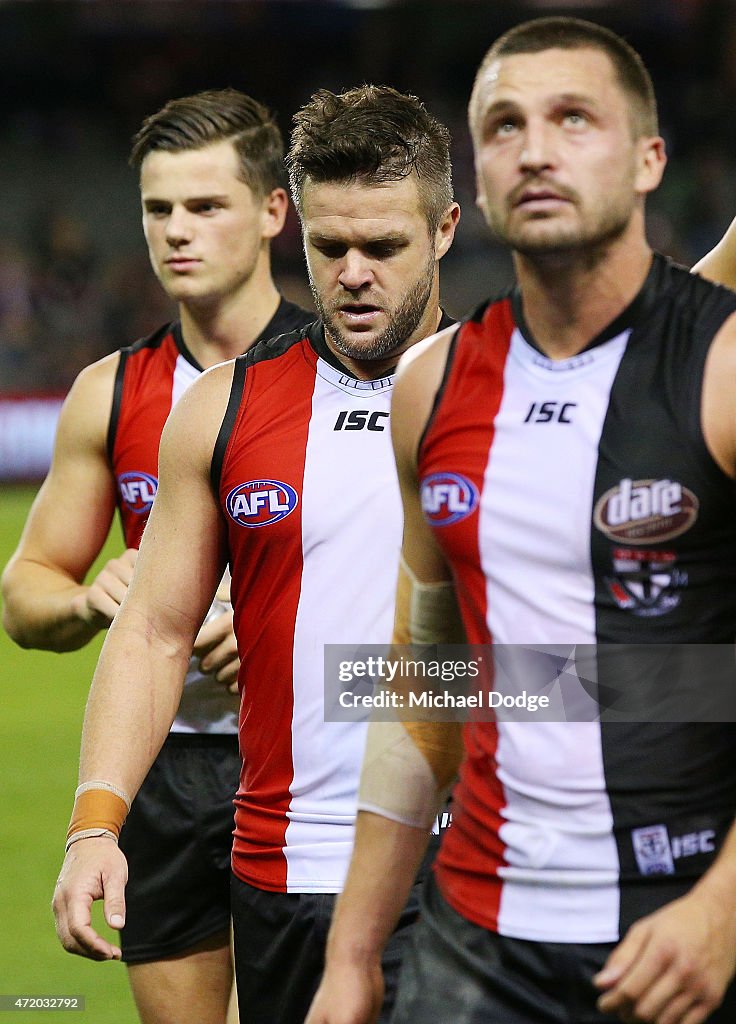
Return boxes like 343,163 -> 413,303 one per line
118,732 -> 240,963
392,873 -> 736,1023
230,875 -> 423,1024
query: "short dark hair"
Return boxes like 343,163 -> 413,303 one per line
287,84 -> 453,233
129,88 -> 284,197
470,17 -> 658,138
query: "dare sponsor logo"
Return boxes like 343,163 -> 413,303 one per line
420,472 -> 479,527
118,471 -> 158,515
594,478 -> 699,544
226,479 -> 298,528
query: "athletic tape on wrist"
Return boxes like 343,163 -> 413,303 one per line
64,828 -> 119,854
66,782 -> 131,851
74,780 -> 132,809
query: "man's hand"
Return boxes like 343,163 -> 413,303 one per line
594,886 -> 736,1023
52,837 -> 128,961
305,958 -> 384,1024
193,605 -> 239,691
71,548 -> 138,628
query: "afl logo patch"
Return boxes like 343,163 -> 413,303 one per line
226,479 -> 298,528
420,472 -> 479,527
594,478 -> 699,544
118,471 -> 158,515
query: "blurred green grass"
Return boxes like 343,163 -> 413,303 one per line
0,485 -> 137,1022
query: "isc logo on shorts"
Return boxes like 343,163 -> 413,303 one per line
420,472 -> 479,527
226,479 -> 298,528
118,471 -> 158,515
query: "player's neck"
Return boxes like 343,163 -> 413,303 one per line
178,261 -> 282,369
513,228 -> 653,362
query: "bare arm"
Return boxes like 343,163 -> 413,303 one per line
1,354 -> 127,651
307,329 -> 465,1024
692,215 -> 736,289
52,361 -> 234,961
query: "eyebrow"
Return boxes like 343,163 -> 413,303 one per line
142,193 -> 230,207
308,230 -> 409,245
483,91 -> 600,119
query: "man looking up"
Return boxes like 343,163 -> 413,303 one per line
308,18 -> 736,1024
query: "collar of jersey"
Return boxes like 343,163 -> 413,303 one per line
509,323 -> 631,379
171,321 -> 204,372
510,251 -> 664,361
305,321 -> 395,393
305,311 -> 455,394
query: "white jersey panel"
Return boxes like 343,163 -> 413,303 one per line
284,359 -> 400,891
481,329 -> 629,940
171,353 -> 239,734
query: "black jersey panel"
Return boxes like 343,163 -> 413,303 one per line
591,259 -> 736,644
586,258 -> 736,936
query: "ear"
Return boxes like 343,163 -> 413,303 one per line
634,135 -> 667,196
434,202 -> 461,261
474,167 -> 490,222
260,187 -> 289,240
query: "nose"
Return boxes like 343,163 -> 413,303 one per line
519,118 -> 555,175
338,249 -> 373,292
165,206 -> 194,248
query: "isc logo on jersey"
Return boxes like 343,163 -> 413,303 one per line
118,471 -> 158,515
226,479 -> 298,528
420,472 -> 479,527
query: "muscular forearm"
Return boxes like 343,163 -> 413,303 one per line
2,559 -> 104,652
325,812 -> 430,969
78,604 -> 190,798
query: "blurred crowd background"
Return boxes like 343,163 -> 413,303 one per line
1,0 -> 736,396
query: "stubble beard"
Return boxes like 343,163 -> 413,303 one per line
312,255 -> 436,365
490,184 -> 635,263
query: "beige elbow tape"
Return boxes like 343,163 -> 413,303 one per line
358,719 -> 439,829
358,558 -> 466,827
395,556 -> 466,646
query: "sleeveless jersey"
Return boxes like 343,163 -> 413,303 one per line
109,298 -> 312,734
420,256 -> 736,942
214,317 -> 453,893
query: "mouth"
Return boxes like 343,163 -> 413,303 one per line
336,304 -> 384,327
165,257 -> 201,271
514,188 -> 571,211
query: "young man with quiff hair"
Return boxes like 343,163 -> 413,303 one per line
4,87 -> 311,1024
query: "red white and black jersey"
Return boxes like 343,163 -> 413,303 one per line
213,317 -> 453,893
109,298 -> 312,734
421,256 -> 736,942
